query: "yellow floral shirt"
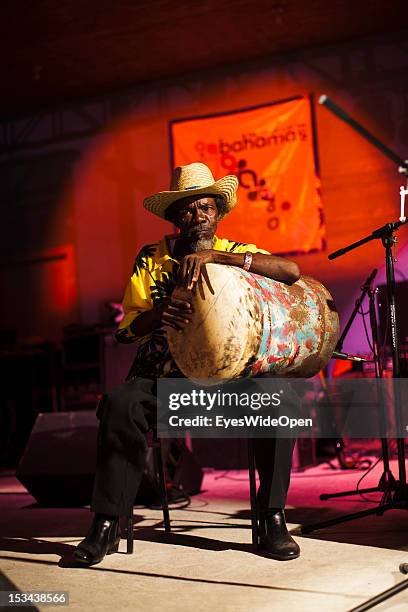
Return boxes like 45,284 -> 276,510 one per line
116,234 -> 269,379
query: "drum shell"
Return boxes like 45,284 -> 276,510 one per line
167,264 -> 339,381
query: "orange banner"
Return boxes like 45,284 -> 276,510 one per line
170,96 -> 325,255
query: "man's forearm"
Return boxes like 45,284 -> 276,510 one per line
212,251 -> 300,284
129,305 -> 164,338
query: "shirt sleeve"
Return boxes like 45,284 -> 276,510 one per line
115,269 -> 154,344
223,240 -> 270,255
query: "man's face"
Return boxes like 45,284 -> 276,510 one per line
169,195 -> 219,246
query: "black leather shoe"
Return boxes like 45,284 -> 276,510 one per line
259,510 -> 300,561
73,514 -> 121,566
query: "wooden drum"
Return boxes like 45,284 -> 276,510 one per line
167,264 -> 339,381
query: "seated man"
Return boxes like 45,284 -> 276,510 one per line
73,162 -> 301,566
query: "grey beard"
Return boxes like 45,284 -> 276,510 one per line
189,236 -> 214,252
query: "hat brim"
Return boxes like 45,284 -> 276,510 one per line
143,175 -> 238,219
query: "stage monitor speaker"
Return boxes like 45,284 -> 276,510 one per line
16,411 -> 98,507
17,412 -> 203,507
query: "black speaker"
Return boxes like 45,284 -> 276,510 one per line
17,412 -> 203,507
16,411 -> 98,507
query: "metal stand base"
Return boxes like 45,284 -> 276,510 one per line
319,469 -> 397,501
347,563 -> 408,612
302,483 -> 408,535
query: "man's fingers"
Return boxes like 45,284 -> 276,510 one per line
162,315 -> 190,334
162,317 -> 187,332
180,255 -> 201,289
187,260 -> 200,290
172,285 -> 193,304
196,274 -> 205,300
181,257 -> 191,285
187,259 -> 196,286
170,296 -> 191,306
163,311 -> 192,324
170,298 -> 192,310
184,258 -> 194,289
162,324 -> 185,335
163,304 -> 193,324
201,264 -> 215,295
162,321 -> 181,332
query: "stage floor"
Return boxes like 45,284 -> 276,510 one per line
1,459 -> 408,611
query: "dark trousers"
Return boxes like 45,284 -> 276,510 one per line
91,377 -> 296,516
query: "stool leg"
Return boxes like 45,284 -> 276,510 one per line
248,438 -> 259,550
127,507 -> 134,554
155,442 -> 171,532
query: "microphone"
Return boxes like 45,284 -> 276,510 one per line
361,268 -> 378,290
318,95 -> 407,169
318,95 -> 353,124
332,351 -> 374,363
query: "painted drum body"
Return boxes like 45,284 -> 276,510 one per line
167,264 -> 339,381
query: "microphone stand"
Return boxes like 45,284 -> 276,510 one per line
302,222 -> 408,533
336,268 -> 378,354
347,564 -> 408,612
319,270 -> 397,502
301,96 -> 408,549
321,269 -> 378,471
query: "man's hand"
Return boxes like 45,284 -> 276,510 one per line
161,295 -> 194,333
179,249 -> 300,289
179,250 -> 215,290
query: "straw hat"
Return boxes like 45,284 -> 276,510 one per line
143,162 -> 238,219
